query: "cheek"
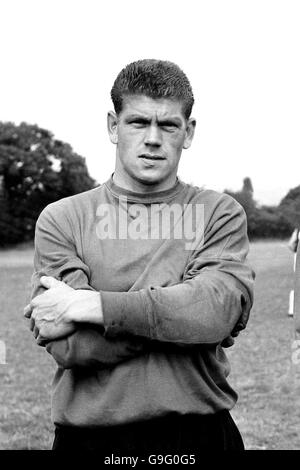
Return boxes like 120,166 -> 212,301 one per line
118,131 -> 141,151
165,134 -> 185,152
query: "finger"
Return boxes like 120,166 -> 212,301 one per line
33,306 -> 56,323
40,276 -> 62,289
36,336 -> 48,347
33,325 -> 40,339
30,289 -> 57,310
31,307 -> 38,321
29,317 -> 35,332
30,297 -> 39,309
54,311 -> 65,325
24,304 -> 32,318
31,305 -> 52,321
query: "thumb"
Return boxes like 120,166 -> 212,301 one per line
40,276 -> 62,289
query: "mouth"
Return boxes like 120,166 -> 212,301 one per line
138,154 -> 166,161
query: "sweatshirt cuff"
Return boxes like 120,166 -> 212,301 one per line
100,290 -> 151,339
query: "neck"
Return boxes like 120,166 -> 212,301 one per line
113,167 -> 178,194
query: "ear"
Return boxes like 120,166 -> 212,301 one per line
183,118 -> 196,149
107,111 -> 119,145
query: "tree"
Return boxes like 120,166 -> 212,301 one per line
224,177 -> 293,239
0,122 -> 96,246
249,205 -> 292,239
224,177 -> 257,229
278,185 -> 300,229
242,177 -> 254,195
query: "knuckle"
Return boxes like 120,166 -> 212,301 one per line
30,299 -> 38,308
31,308 -> 37,320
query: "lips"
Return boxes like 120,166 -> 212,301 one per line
139,154 -> 166,160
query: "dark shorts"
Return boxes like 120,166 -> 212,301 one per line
52,410 -> 244,452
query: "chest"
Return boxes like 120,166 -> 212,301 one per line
80,231 -> 190,292
74,198 -> 200,292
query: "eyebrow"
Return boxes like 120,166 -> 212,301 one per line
125,114 -> 184,126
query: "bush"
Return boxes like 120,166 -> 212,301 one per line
278,185 -> 300,228
248,206 -> 292,239
224,177 -> 294,240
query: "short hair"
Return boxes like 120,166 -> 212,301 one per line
111,59 -> 194,119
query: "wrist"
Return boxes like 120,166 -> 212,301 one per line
85,291 -> 103,325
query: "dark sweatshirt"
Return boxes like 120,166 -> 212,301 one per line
31,175 -> 255,427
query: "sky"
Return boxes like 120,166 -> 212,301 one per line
0,0 -> 299,206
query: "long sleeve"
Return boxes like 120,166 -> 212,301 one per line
102,195 -> 255,345
44,326 -> 146,369
31,202 -> 146,368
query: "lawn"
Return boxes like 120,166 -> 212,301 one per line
0,240 -> 299,450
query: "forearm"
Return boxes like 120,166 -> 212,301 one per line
101,264 -> 252,345
32,280 -> 148,366
33,285 -> 148,366
45,325 -> 147,369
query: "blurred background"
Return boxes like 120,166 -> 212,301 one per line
0,0 -> 300,450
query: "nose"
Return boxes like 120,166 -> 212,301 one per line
144,124 -> 162,147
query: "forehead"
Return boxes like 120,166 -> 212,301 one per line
120,94 -> 186,120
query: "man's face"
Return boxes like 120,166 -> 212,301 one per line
108,95 -> 196,191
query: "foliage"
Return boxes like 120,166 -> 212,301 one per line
248,206 -> 292,239
278,185 -> 300,228
242,176 -> 254,194
224,177 -> 257,237
225,177 -> 293,239
0,122 -> 96,246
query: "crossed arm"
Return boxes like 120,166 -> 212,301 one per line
25,276 -> 148,369
25,195 -> 255,369
24,205 -> 149,369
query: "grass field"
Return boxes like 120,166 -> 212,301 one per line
0,241 -> 300,450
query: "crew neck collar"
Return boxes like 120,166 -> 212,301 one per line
104,173 -> 185,203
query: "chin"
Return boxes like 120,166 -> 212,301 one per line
134,172 -> 165,186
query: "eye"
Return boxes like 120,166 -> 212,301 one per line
129,119 -> 148,128
160,123 -> 178,132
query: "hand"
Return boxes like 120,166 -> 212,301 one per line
24,276 -> 103,341
31,313 -> 76,341
24,277 -> 77,340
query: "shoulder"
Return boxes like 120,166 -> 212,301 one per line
38,185 -> 103,221
182,182 -> 245,215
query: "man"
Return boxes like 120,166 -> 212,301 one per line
293,231 -> 300,332
287,228 -> 300,316
24,59 -> 255,454
288,228 -> 300,254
